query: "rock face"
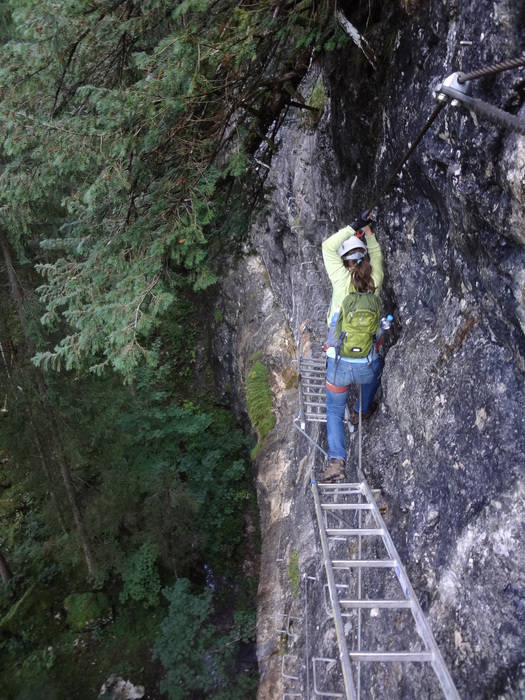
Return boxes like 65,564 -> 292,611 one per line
98,676 -> 145,700
212,1 -> 525,698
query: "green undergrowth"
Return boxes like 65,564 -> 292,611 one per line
302,78 -> 327,130
0,601 -> 162,700
0,393 -> 260,699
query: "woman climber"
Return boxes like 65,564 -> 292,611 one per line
319,211 -> 384,484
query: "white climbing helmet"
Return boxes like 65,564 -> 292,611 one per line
338,235 -> 368,261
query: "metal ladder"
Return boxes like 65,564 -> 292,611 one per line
292,353 -> 460,698
295,355 -> 328,427
311,477 -> 460,699
293,354 -> 355,458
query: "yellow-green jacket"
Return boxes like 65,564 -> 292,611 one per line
322,226 -> 383,327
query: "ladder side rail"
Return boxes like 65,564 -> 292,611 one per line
297,356 -> 307,429
312,475 -> 358,700
357,494 -> 363,699
359,479 -> 461,700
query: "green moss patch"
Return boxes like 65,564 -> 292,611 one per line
64,592 -> 112,631
246,361 -> 275,444
0,585 -> 55,641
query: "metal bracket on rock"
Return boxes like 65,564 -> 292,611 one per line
435,71 -> 525,135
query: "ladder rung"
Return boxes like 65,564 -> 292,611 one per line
322,503 -> 372,510
326,528 -> 383,537
340,599 -> 412,609
318,482 -> 362,489
332,559 -> 397,568
349,651 -> 433,662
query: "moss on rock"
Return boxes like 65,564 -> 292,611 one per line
0,585 -> 55,641
64,592 -> 112,631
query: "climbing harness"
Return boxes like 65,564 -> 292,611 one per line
366,54 -> 525,212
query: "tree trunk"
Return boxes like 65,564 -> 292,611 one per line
34,433 -> 68,535
56,450 -> 95,576
0,227 -> 95,577
0,548 -> 12,583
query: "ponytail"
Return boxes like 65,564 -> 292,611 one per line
344,258 -> 375,293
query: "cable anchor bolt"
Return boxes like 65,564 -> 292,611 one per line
434,72 -> 471,107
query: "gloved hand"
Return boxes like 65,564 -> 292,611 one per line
350,210 -> 374,232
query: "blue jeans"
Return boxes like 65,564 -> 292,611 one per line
325,354 -> 383,461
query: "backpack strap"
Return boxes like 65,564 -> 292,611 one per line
333,331 -> 346,380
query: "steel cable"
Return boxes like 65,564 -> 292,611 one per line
366,101 -> 446,213
458,55 -> 525,83
365,56 -> 525,213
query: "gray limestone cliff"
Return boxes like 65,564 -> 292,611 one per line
210,1 -> 525,698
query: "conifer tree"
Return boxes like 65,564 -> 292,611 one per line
0,226 -> 95,575
0,0 -> 341,374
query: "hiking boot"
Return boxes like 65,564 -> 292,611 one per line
320,458 -> 345,483
350,401 -> 378,425
349,411 -> 359,426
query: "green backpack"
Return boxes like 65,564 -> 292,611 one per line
335,292 -> 381,358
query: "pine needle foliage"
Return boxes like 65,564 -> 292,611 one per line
154,578 -> 258,699
0,0 -> 340,375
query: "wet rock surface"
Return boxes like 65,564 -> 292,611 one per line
212,1 -> 525,697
